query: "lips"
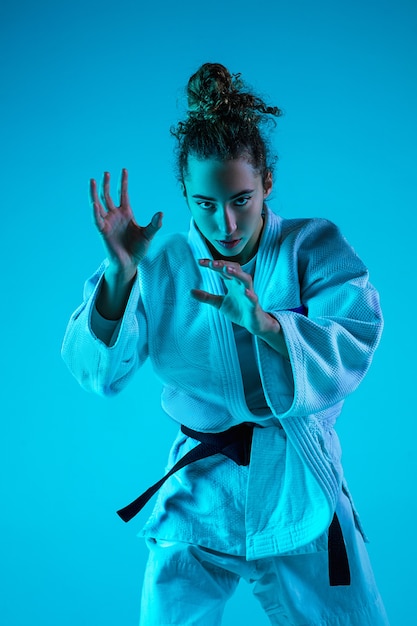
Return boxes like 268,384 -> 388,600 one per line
217,238 -> 242,250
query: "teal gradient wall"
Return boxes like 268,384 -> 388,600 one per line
1,0 -> 416,623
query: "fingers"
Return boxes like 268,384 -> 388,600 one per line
91,169 -> 128,230
90,178 -> 107,229
244,288 -> 258,304
118,168 -> 130,206
190,289 -> 224,309
89,177 -> 99,206
100,171 -> 116,212
93,168 -> 130,212
198,259 -> 253,289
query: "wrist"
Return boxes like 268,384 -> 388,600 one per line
255,311 -> 281,339
106,262 -> 138,285
97,264 -> 137,321
255,312 -> 289,359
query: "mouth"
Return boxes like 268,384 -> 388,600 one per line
216,238 -> 242,250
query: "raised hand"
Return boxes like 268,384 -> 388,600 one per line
90,169 -> 163,273
191,259 -> 272,335
90,169 -> 163,320
191,259 -> 288,357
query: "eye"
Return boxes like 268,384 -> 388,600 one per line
234,196 -> 251,207
196,201 -> 215,211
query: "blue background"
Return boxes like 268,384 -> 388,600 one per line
1,0 -> 416,623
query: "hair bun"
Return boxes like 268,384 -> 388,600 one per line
185,62 -> 281,123
187,63 -> 240,118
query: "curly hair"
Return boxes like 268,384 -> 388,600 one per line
171,63 -> 283,185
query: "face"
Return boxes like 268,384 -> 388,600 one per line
183,156 -> 273,265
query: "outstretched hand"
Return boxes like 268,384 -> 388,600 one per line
191,259 -> 278,338
90,169 -> 163,273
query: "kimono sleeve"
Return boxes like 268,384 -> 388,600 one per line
61,261 -> 149,396
256,219 -> 383,418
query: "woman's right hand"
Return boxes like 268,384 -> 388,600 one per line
90,168 -> 163,277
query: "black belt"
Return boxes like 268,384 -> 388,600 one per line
116,422 -> 350,586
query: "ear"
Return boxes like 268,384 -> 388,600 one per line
180,182 -> 187,198
263,170 -> 273,199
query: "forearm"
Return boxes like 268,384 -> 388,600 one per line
95,264 -> 137,320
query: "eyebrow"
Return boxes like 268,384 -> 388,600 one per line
192,189 -> 255,201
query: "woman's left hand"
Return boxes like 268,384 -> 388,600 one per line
191,258 -> 277,337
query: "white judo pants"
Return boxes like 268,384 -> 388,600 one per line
139,490 -> 389,626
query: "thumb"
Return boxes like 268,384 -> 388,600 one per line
144,212 -> 163,240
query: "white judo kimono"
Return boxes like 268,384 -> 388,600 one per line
62,207 -> 389,624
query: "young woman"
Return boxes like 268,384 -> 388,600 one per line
62,63 -> 389,625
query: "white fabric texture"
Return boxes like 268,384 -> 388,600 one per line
61,207 -> 383,557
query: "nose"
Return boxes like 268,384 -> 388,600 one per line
219,206 -> 237,237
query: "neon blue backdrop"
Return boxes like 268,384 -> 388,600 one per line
1,0 -> 416,623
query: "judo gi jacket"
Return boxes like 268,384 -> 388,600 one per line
61,207 -> 383,559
